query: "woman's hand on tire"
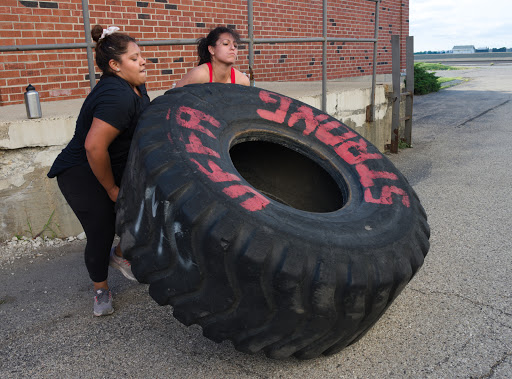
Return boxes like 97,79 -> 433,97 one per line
107,185 -> 119,202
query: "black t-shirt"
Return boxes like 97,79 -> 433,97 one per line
47,75 -> 150,184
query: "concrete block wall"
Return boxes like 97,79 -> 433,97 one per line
0,81 -> 402,240
1,0 -> 409,106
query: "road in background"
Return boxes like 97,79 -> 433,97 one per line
415,52 -> 512,65
1,65 -> 511,378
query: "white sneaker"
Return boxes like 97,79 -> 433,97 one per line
109,247 -> 137,281
93,288 -> 114,317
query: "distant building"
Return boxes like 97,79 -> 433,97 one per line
475,47 -> 489,53
452,45 -> 476,54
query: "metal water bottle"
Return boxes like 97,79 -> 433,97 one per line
24,84 -> 42,119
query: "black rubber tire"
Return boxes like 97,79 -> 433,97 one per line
116,83 -> 430,360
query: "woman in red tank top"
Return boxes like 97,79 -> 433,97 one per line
174,26 -> 250,87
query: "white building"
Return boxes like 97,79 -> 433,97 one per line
452,45 -> 476,54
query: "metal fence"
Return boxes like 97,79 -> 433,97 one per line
2,0 -> 383,116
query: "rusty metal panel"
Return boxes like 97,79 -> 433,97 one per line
390,35 -> 401,154
404,36 -> 414,146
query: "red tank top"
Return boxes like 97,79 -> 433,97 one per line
207,62 -> 236,84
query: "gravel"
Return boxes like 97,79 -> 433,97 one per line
0,232 -> 86,268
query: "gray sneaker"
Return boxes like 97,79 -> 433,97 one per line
93,288 -> 114,317
109,247 -> 137,281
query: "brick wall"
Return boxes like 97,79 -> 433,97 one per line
0,0 -> 409,106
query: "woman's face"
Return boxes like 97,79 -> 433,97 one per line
209,33 -> 238,64
112,41 -> 147,87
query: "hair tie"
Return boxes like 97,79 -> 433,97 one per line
100,26 -> 120,41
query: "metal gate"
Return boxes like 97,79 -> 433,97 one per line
1,0 -> 383,114
388,35 -> 414,153
1,0 -> 415,149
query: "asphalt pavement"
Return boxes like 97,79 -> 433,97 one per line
1,64 -> 511,378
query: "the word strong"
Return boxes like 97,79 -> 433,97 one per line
256,90 -> 410,207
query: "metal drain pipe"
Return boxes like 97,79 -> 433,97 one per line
248,0 -> 255,86
322,0 -> 328,111
81,0 -> 96,89
369,0 -> 381,122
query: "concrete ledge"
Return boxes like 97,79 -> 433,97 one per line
0,81 -> 392,148
0,117 -> 76,149
0,81 -> 397,240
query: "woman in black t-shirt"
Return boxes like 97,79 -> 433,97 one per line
48,25 -> 150,316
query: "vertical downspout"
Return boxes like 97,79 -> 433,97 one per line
391,34 -> 400,153
404,36 -> 414,145
369,0 -> 380,122
322,0 -> 327,112
82,0 -> 96,89
248,0 -> 255,87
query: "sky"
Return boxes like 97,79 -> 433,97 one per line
409,0 -> 512,52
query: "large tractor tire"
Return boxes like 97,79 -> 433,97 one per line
116,83 -> 430,359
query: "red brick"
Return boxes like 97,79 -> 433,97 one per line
5,63 -> 26,70
0,14 -> 19,22
0,69 -> 21,79
1,0 -> 408,105
0,54 -> 18,63
0,22 -> 15,30
9,93 -> 24,103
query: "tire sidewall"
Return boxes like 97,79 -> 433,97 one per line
146,83 -> 419,252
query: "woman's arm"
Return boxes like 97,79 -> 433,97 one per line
174,65 -> 210,88
84,117 -> 121,202
174,64 -> 250,87
234,69 -> 250,86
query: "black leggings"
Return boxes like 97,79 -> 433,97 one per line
57,165 -> 116,283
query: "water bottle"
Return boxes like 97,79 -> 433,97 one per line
24,84 -> 42,119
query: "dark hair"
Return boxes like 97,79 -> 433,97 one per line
197,26 -> 241,65
91,25 -> 136,74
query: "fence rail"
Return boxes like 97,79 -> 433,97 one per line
1,0 -> 383,115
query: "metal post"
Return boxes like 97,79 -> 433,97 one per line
367,0 -> 380,122
321,0 -> 327,112
390,35 -> 400,153
81,0 -> 96,89
404,36 -> 414,145
248,0 -> 255,87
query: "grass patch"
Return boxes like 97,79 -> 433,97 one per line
437,76 -> 468,89
415,62 -> 465,71
413,62 -> 471,94
398,139 -> 411,149
20,210 -> 61,239
437,77 -> 463,84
